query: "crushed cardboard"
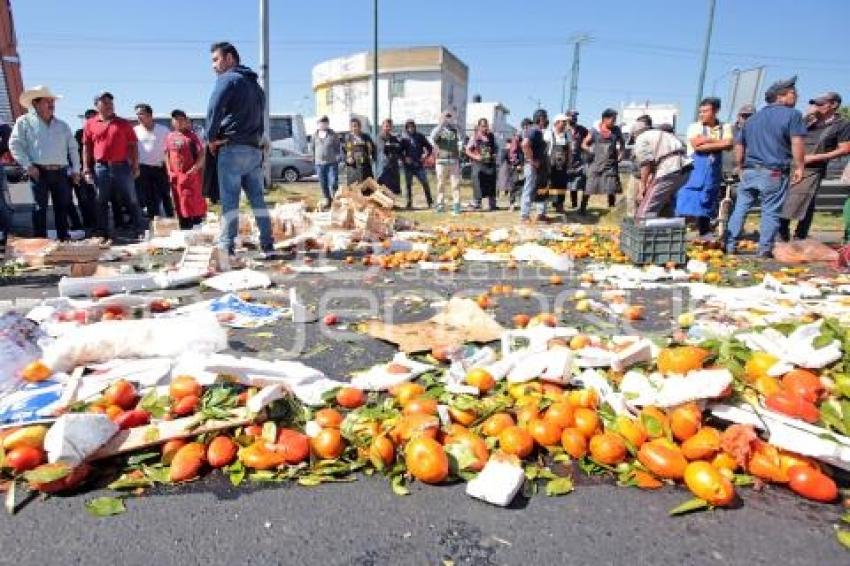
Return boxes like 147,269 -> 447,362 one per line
362,297 -> 504,353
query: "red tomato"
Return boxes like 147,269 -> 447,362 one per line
781,370 -> 823,403
91,285 -> 112,298
114,409 -> 151,430
787,465 -> 838,502
764,391 -> 820,423
4,445 -> 45,473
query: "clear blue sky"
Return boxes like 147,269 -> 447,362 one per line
15,0 -> 850,132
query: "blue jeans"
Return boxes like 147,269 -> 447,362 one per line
94,162 -> 146,238
217,144 -> 273,253
725,167 -> 789,256
520,163 -> 546,218
316,162 -> 338,201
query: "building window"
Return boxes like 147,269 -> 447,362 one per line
390,76 -> 405,98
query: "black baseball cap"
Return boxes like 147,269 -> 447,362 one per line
809,91 -> 841,106
93,91 -> 114,105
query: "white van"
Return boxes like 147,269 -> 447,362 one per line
152,113 -> 308,154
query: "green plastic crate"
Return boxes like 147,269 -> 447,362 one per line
619,218 -> 687,265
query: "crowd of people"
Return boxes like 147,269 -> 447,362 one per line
0,40 -> 848,261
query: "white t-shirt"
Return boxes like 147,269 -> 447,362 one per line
134,123 -> 169,166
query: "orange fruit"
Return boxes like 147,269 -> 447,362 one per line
753,375 -> 782,397
589,432 -> 627,465
572,407 -> 600,438
569,334 -> 591,350
656,346 -> 709,375
314,408 -> 344,428
445,432 -> 489,472
632,469 -> 664,490
549,274 -> 563,285
711,452 -> 739,473
403,396 -> 438,416
514,403 -> 540,425
669,402 -> 702,442
560,427 -> 588,458
389,414 -> 440,444
405,436 -> 449,484
623,305 -> 645,320
275,428 -> 310,464
105,405 -> 124,421
512,313 -> 531,329
448,406 -> 477,426
310,428 -> 345,460
744,352 -> 779,382
369,435 -> 395,468
499,426 -> 534,458
567,389 -> 598,409
336,387 -> 366,409
169,376 -> 202,401
638,439 -> 688,480
21,360 -> 51,382
527,418 -> 563,447
161,438 -> 187,465
169,442 -> 206,481
391,382 -> 426,407
476,295 -> 492,309
613,416 -> 647,448
681,426 -> 721,461
480,413 -> 514,437
543,402 -> 574,429
465,368 -> 495,393
206,436 -> 237,468
541,383 -> 564,399
684,461 -> 735,506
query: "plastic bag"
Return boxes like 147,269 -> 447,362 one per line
773,239 -> 838,264
0,313 -> 45,396
42,313 -> 228,373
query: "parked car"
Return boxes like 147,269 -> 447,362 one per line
269,147 -> 315,182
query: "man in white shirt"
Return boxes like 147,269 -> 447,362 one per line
632,118 -> 692,219
133,103 -> 173,218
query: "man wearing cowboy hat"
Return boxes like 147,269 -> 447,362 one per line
9,85 -> 80,241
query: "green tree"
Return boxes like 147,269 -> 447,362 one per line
838,106 -> 850,120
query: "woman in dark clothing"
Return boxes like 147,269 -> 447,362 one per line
465,118 -> 498,210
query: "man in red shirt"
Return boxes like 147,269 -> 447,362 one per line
82,91 -> 145,242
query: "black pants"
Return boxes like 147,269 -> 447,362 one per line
579,193 -> 616,213
136,164 -> 174,218
72,180 -> 98,231
178,215 -> 204,230
30,168 -> 72,240
403,165 -> 433,207
472,163 -> 497,209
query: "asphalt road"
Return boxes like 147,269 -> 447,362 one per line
0,254 -> 848,565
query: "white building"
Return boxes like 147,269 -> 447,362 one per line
312,46 -> 469,133
620,102 -> 680,134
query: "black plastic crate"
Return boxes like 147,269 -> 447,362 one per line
619,218 -> 687,265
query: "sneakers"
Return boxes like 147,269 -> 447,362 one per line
452,203 -> 461,216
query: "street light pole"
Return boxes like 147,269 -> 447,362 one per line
567,34 -> 590,112
372,0 -> 379,137
694,0 -> 717,121
259,0 -> 271,187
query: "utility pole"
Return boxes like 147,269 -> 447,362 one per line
560,75 -> 567,113
259,0 -> 271,188
567,34 -> 590,112
372,0 -> 379,137
694,0 -> 717,121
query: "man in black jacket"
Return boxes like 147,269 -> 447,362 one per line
205,41 -> 273,257
399,119 -> 433,209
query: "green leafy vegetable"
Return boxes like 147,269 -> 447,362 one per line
545,476 -> 574,496
85,497 -> 126,517
669,497 -> 710,516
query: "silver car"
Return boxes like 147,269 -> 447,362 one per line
269,147 -> 315,182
